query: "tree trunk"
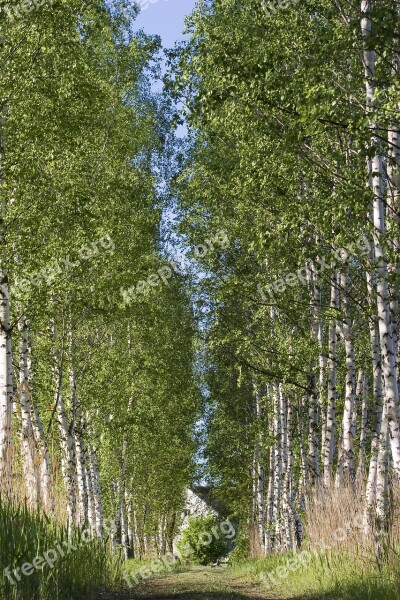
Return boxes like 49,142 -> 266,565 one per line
361,0 -> 400,477
17,319 -> 39,508
53,322 -> 77,530
0,274 -> 13,492
272,384 -> 282,549
365,260 -> 384,517
340,268 -> 356,481
323,274 -> 338,486
254,384 -> 265,554
265,387 -> 275,553
69,333 -> 88,527
356,372 -> 368,479
307,372 -> 319,485
28,331 -> 54,514
90,445 -> 104,538
375,399 -> 390,558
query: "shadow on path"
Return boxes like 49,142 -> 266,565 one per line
96,566 -> 318,600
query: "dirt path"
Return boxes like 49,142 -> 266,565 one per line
97,566 -> 289,600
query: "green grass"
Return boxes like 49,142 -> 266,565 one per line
123,553 -> 186,587
231,545 -> 400,600
0,500 -> 122,600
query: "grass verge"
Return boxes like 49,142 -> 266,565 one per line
231,545 -> 400,600
0,500 -> 122,600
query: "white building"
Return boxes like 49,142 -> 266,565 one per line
173,488 -> 218,551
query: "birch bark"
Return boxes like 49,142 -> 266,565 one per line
0,105 -> 13,492
356,372 -> 368,479
120,441 -> 129,560
375,399 -> 390,556
386,9 -> 400,382
365,260 -> 384,515
254,385 -> 265,554
307,372 -> 319,485
265,387 -> 275,553
53,323 -> 77,530
356,370 -> 368,481
90,445 -> 104,538
272,384 -> 282,548
18,320 -> 39,507
26,331 -> 54,513
340,268 -> 356,480
282,393 -> 294,551
69,333 -> 88,527
0,271 -> 13,489
31,399 -> 54,514
361,0 -> 400,476
323,275 -> 338,486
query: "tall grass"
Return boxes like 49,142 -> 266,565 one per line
233,549 -> 400,599
232,485 -> 400,600
0,500 -> 122,600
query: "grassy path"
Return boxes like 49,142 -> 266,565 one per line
98,566 -> 302,600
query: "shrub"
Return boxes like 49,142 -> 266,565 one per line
177,515 -> 230,566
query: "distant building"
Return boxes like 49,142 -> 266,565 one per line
173,488 -> 219,551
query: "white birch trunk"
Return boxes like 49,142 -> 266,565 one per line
340,268 -> 356,481
86,454 -> 96,533
361,0 -> 400,476
254,385 -> 265,554
307,372 -> 319,485
17,320 -> 39,508
282,393 -> 294,551
375,399 -> 390,556
309,262 -> 326,470
266,389 -> 275,552
323,275 -> 338,486
57,390 -> 77,528
74,404 -> 88,527
356,372 -> 368,479
127,491 -> 135,558
31,401 -> 54,514
272,384 -> 282,549
0,105 -> 13,493
386,10 -> 400,382
68,333 -> 88,527
27,332 -> 54,513
90,445 -> 104,538
53,323 -> 77,530
297,397 -> 309,507
365,258 -> 384,515
120,441 -> 129,560
0,274 -> 13,490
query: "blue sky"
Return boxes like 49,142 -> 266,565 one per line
132,1 -> 198,250
134,0 -> 197,49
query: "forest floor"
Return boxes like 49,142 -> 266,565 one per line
98,566 -> 303,600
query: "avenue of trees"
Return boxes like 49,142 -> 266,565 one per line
0,0 -> 400,589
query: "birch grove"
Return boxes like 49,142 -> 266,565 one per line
169,0 -> 400,556
0,0 -> 201,557
1,0 -> 400,584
